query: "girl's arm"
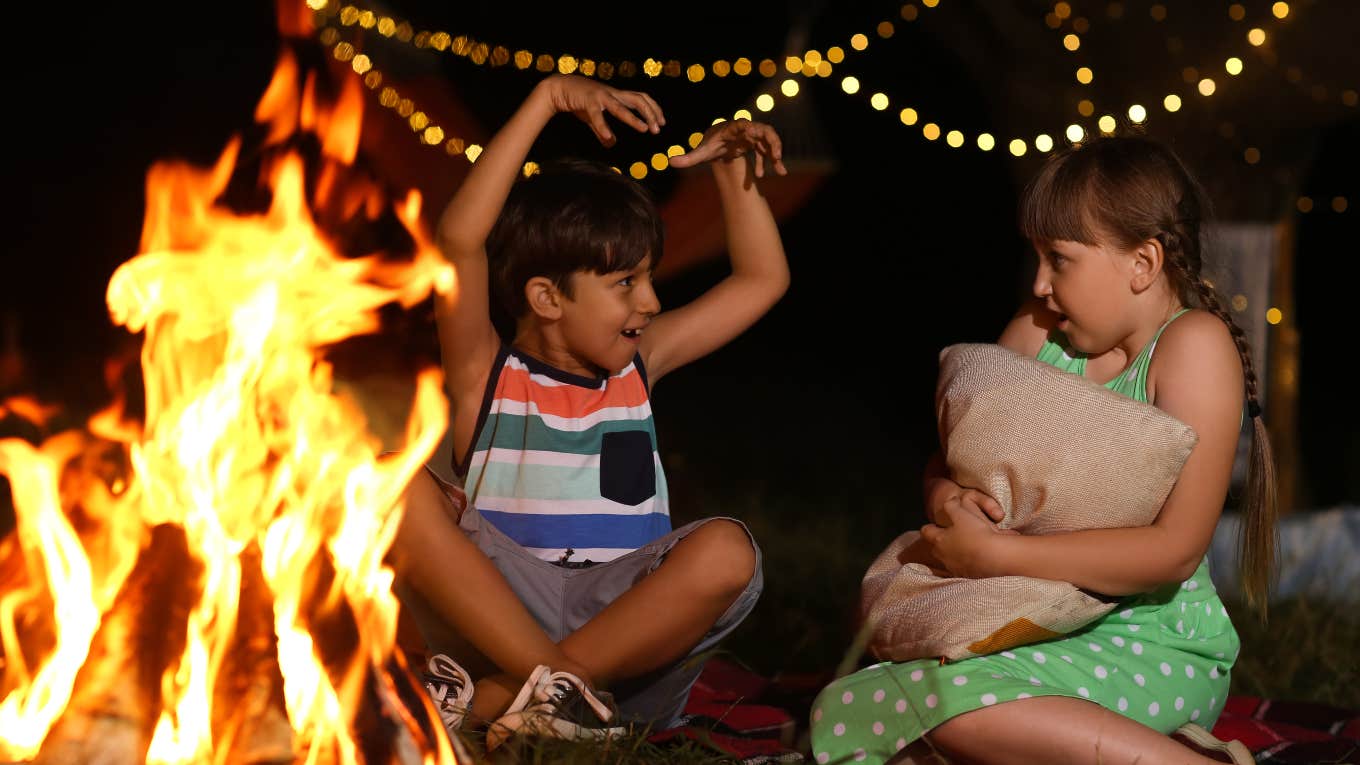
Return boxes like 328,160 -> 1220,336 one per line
923,311 -> 1244,595
921,299 -> 1053,525
638,120 -> 790,383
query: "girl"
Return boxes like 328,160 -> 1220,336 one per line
810,136 -> 1276,765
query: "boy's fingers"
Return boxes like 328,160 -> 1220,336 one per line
603,97 -> 651,134
586,110 -> 615,145
753,150 -> 764,177
618,92 -> 660,133
640,92 -> 666,128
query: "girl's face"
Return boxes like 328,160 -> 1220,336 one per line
1031,238 -> 1136,354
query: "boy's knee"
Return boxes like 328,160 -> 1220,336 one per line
676,519 -> 758,595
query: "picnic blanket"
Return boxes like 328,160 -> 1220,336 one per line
655,661 -> 1360,764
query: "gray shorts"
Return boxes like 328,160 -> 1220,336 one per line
405,473 -> 763,727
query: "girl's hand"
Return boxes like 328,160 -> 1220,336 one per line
920,504 -> 1014,578
669,119 -> 788,178
539,74 -> 664,146
924,476 -> 1004,526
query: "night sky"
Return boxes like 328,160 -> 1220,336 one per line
7,1 -> 1358,520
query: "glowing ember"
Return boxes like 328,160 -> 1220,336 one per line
0,48 -> 458,764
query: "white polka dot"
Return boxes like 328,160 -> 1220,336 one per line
1118,697 -> 1129,711
834,723 -> 846,736
1209,667 -> 1220,679
1221,606 -> 1229,617
1215,652 -> 1225,659
981,693 -> 998,706
1149,702 -> 1160,716
1160,662 -> 1173,676
842,691 -> 855,704
1185,666 -> 1195,679
854,749 -> 867,762
1128,624 -> 1141,632
1078,687 -> 1090,698
1188,627 -> 1196,639
896,699 -> 907,713
1061,655 -> 1073,663
1132,642 -> 1144,655
1001,651 -> 1017,660
1134,673 -> 1146,687
910,669 -> 924,682
1033,651 -> 1047,664
1176,620 -> 1185,633
1210,696 -> 1217,709
991,674 -> 1003,680
953,676 -> 968,686
1205,602 -> 1212,615
1088,642 -> 1102,652
1120,608 -> 1134,619
817,754 -> 830,764
813,708 -> 823,722
1191,709 -> 1201,721
1187,580 -> 1199,591
1175,697 -> 1185,711
1095,666 -> 1108,679
1030,676 -> 1042,686
1017,692 -> 1033,699
1111,636 -> 1126,647
873,721 -> 885,735
926,694 -> 938,709
896,738 -> 907,751
1181,602 -> 1187,612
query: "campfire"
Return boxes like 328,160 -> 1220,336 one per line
0,41 -> 462,765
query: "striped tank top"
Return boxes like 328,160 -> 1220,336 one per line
458,346 -> 671,563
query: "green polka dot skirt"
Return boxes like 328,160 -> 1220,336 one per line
810,558 -> 1239,764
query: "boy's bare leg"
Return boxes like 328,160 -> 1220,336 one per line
927,696 -> 1223,765
390,470 -> 591,719
557,519 -> 757,685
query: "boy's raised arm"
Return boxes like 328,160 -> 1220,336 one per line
434,75 -> 664,399
642,120 -> 791,383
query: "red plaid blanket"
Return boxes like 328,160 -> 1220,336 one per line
656,661 -> 1359,764
1208,696 -> 1359,764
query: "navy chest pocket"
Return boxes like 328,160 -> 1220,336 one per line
599,430 -> 656,506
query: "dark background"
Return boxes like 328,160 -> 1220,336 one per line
5,0 -> 1356,533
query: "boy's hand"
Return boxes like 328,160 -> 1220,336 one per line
669,119 -> 788,178
539,74 -> 664,147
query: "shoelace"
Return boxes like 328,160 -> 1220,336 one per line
533,670 -> 614,721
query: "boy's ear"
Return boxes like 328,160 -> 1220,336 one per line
1130,238 -> 1165,293
525,276 -> 564,320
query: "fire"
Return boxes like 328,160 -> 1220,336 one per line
0,48 -> 459,764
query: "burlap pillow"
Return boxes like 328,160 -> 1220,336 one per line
861,343 -> 1198,662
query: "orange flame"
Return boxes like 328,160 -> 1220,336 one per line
0,48 -> 458,764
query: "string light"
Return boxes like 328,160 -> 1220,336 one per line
324,0 -> 1346,171
312,0 -> 854,86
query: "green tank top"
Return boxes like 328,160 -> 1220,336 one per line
1035,309 -> 1191,403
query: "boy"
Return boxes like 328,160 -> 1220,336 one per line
390,73 -> 789,750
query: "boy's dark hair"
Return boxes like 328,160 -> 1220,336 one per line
486,158 -> 664,320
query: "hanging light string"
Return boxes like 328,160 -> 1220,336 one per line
831,0 -> 1332,157
309,0 -> 851,84
314,24 -> 815,179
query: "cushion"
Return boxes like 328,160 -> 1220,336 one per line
861,342 -> 1198,661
